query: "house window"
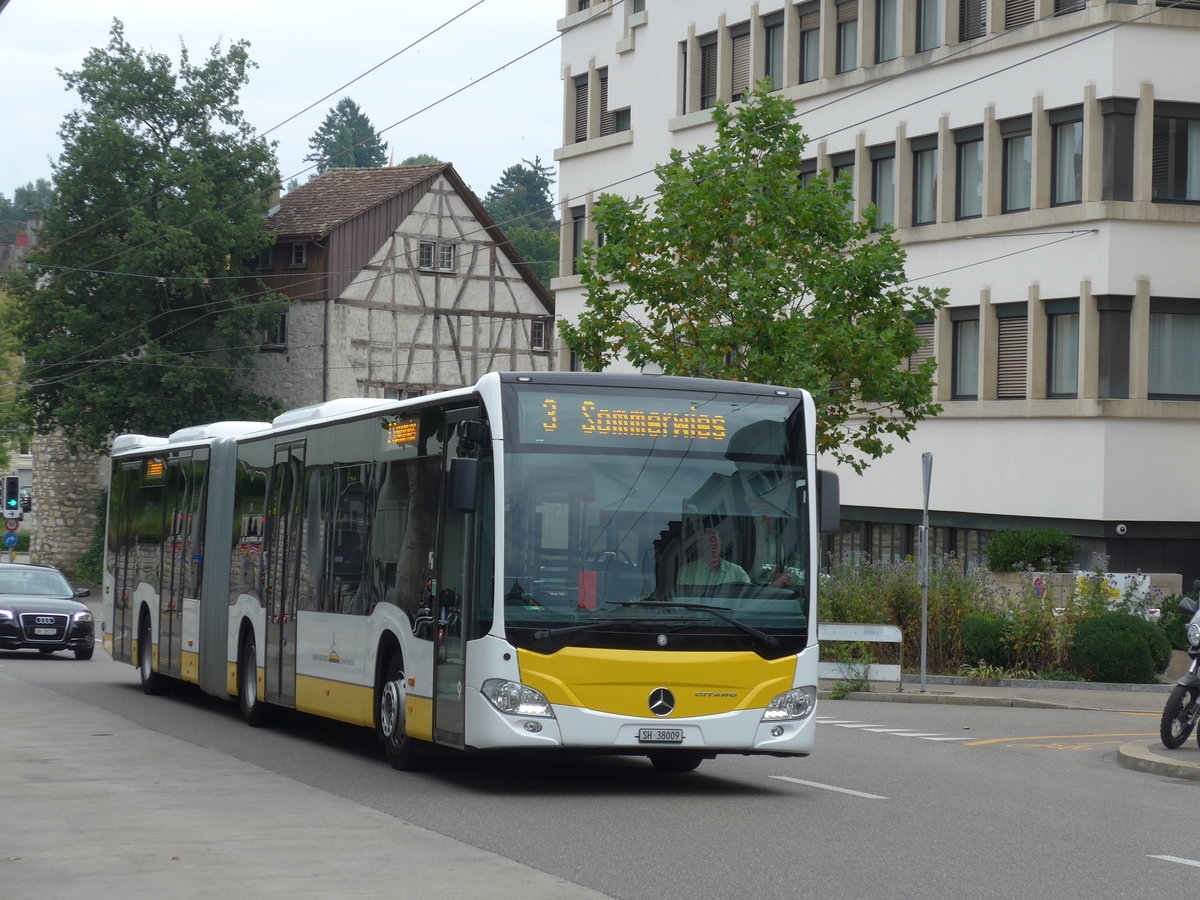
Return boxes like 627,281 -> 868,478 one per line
1103,98 -> 1136,202
798,3 -> 821,83
763,12 -> 785,90
956,128 -> 984,219
917,0 -> 942,50
419,241 -> 435,269
960,0 -> 986,40
731,24 -> 751,101
597,68 -> 630,136
831,152 -> 855,212
996,303 -> 1028,399
951,310 -> 980,400
257,247 -> 273,268
1149,300 -> 1200,398
1098,295 -> 1132,399
1152,103 -> 1200,203
876,0 -> 899,63
836,1 -> 859,74
570,206 -> 587,276
871,146 -> 896,228
261,312 -> 287,351
1001,118 -> 1032,212
1051,109 -> 1083,205
573,74 -> 589,143
1054,0 -> 1085,12
1047,300 -> 1080,398
912,137 -> 938,225
1005,0 -> 1035,29
439,243 -> 455,272
699,34 -> 718,109
289,243 -> 307,267
531,319 -> 548,351
800,158 -> 818,187
908,318 -> 935,372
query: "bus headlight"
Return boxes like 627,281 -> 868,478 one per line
481,679 -> 555,718
761,686 -> 816,722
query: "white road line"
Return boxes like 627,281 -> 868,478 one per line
916,736 -> 970,742
1149,854 -> 1200,869
829,723 -> 881,729
862,728 -> 923,733
770,776 -> 888,800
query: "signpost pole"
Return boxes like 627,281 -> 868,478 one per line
919,453 -> 933,694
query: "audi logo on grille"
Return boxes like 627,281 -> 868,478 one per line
35,616 -> 55,625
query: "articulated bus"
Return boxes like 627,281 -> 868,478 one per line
103,372 -> 839,772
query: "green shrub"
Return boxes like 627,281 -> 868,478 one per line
1070,613 -> 1172,684
962,612 -> 1013,667
1156,595 -> 1194,652
985,528 -> 1079,573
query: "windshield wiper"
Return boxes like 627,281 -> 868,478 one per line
611,600 -> 779,648
529,620 -> 623,641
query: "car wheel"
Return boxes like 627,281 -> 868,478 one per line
74,646 -> 94,661
138,618 -> 167,695
238,633 -> 268,727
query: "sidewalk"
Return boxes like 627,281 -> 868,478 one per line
0,671 -> 609,900
823,674 -> 1200,782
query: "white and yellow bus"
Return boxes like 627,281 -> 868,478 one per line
103,372 -> 838,772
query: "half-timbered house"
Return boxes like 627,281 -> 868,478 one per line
246,164 -> 554,409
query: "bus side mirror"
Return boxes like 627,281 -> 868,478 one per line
448,457 -> 479,514
817,469 -> 840,535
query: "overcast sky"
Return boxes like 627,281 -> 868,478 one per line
0,0 -> 563,202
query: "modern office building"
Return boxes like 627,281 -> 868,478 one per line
552,0 -> 1200,581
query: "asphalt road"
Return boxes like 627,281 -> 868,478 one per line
4,648 -> 1200,899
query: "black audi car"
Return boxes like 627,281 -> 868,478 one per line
0,563 -> 94,660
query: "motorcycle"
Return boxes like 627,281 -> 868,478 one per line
1160,594 -> 1200,749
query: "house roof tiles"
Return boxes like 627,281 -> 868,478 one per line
268,165 -> 448,238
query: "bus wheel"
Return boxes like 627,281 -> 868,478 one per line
377,654 -> 421,771
649,753 -> 704,774
238,634 -> 268,727
138,617 -> 166,695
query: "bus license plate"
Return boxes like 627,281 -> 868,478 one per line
638,728 -> 684,744
35,628 -> 57,635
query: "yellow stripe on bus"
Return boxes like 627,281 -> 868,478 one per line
406,695 -> 433,742
518,647 -> 796,717
295,674 -> 375,727
181,650 -> 199,684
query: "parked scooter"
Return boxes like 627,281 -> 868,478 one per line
1160,594 -> 1200,749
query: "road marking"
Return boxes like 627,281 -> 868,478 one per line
1149,854 -> 1200,869
964,733 -> 1155,746
770,776 -> 887,800
817,718 -> 964,742
916,735 -> 970,742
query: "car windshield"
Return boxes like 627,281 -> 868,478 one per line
0,569 -> 71,596
501,383 -> 810,657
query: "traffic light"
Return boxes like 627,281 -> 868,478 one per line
3,476 -> 20,513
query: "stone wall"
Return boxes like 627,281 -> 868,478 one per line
29,431 -> 106,577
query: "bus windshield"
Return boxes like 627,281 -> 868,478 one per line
501,383 -> 810,658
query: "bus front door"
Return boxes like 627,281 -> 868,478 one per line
432,408 -> 480,750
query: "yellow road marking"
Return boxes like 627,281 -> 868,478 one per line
1120,712 -> 1158,717
965,733 -> 1155,746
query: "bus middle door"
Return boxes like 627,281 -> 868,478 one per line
264,441 -> 304,709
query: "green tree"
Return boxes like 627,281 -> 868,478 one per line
398,154 -> 444,166
483,157 -> 558,290
560,88 -> 945,472
0,193 -> 16,244
14,179 -> 53,215
6,19 -> 284,451
305,96 -> 388,173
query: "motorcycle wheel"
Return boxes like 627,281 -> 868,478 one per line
1160,683 -> 1200,749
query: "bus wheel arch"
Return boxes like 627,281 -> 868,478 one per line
375,638 -> 423,770
237,621 -> 268,727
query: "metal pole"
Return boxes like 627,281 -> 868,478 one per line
919,452 -> 933,694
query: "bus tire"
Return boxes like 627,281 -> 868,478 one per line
376,652 -> 422,771
138,616 -> 167,695
238,633 -> 268,727
648,752 -> 704,773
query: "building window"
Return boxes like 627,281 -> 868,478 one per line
996,304 -> 1028,399
798,3 -> 821,83
570,206 -> 587,276
908,318 -> 935,372
257,247 -> 273,268
1047,301 -> 1080,398
418,241 -> 455,273
1152,103 -> 1200,203
731,24 -> 751,101
1051,109 -> 1084,205
699,34 -> 718,109
1054,0 -> 1086,12
912,137 -> 938,225
419,241 -> 435,269
1103,99 -> 1136,202
531,319 -> 548,351
956,128 -> 984,219
1001,119 -> 1032,212
800,158 -> 818,187
871,147 -> 896,228
951,311 -> 980,400
289,243 -> 307,267
836,1 -> 859,74
917,0 -> 942,50
831,152 -> 855,212
1005,0 -> 1035,29
1150,302 -> 1200,398
763,12 -> 785,90
439,243 -> 455,272
960,0 -> 986,40
876,0 -> 899,63
1098,295 -> 1131,399
261,312 -> 287,351
573,74 -> 588,143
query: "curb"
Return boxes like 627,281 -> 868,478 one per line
819,689 -> 1084,710
1117,741 -> 1200,782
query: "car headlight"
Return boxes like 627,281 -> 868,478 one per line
1187,622 -> 1200,648
761,686 -> 817,722
481,679 -> 555,718
0,608 -> 11,620
73,609 -> 93,622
